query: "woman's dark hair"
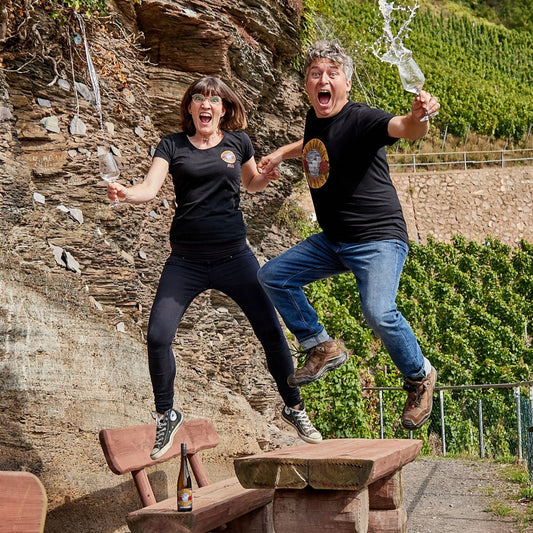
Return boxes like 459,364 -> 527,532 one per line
180,77 -> 247,136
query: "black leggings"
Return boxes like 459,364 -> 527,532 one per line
147,246 -> 301,413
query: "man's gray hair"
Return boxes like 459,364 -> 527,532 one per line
304,40 -> 354,81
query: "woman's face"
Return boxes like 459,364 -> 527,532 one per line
187,93 -> 226,137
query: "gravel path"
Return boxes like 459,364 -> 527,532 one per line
403,457 -> 525,533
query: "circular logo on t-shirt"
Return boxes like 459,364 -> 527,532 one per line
221,150 -> 236,164
302,139 -> 329,188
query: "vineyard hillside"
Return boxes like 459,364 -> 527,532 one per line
304,0 -> 533,144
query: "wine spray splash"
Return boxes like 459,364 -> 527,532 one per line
372,1 -> 436,120
372,0 -> 419,65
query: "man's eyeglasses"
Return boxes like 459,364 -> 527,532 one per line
191,94 -> 222,104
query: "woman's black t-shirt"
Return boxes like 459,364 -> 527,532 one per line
154,130 -> 254,246
302,100 -> 408,244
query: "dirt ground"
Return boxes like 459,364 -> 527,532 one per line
403,457 -> 532,533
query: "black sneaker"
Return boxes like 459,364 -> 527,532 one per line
150,408 -> 184,460
282,403 -> 322,444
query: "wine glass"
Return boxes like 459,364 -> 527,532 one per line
98,148 -> 120,207
397,54 -> 438,122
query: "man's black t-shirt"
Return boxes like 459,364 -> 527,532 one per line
154,131 -> 254,245
302,101 -> 408,244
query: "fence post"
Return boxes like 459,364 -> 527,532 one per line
501,151 -> 505,168
412,154 -> 416,172
463,152 -> 467,170
441,125 -> 448,150
463,123 -> 470,146
515,387 -> 523,461
379,389 -> 384,439
478,398 -> 484,458
439,389 -> 446,456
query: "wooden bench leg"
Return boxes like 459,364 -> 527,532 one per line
224,502 -> 273,533
368,469 -> 406,533
272,487 -> 369,533
368,470 -> 403,510
368,507 -> 407,533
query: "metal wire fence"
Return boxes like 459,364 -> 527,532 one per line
387,148 -> 533,172
363,381 -> 533,480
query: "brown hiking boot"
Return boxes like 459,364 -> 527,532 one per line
401,366 -> 437,430
287,339 -> 348,387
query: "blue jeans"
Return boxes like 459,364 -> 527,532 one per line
257,233 -> 425,380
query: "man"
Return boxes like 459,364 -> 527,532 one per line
257,40 -> 440,430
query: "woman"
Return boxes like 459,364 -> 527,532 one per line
108,77 -> 322,459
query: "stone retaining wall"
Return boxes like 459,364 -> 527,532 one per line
392,166 -> 533,246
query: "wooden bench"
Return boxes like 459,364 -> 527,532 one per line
0,471 -> 47,533
99,418 -> 274,533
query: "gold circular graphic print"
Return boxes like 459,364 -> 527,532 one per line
221,150 -> 236,164
302,138 -> 329,189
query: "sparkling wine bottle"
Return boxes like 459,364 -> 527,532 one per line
177,443 -> 193,512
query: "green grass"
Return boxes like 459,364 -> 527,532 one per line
486,460 -> 533,531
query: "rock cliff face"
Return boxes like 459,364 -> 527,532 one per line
0,1 -> 307,531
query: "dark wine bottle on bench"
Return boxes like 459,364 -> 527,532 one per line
177,443 -> 193,512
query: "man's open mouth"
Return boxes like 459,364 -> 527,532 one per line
318,90 -> 331,105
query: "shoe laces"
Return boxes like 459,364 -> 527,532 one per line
403,380 -> 427,407
152,412 -> 167,446
290,345 -> 305,357
290,346 -> 312,367
291,408 -> 317,434
291,343 -> 325,361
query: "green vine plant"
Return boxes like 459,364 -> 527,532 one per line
292,0 -> 319,73
49,0 -> 141,20
50,0 -> 110,19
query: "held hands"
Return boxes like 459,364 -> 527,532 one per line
258,152 -> 283,176
261,164 -> 281,182
412,90 -> 440,121
107,182 -> 127,204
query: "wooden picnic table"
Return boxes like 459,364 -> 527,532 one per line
234,438 -> 422,533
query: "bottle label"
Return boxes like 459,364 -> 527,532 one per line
177,488 -> 193,510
